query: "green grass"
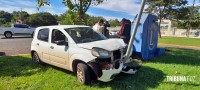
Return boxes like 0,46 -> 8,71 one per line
0,48 -> 200,90
158,37 -> 200,47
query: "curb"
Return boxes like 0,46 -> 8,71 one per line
0,53 -> 30,58
158,43 -> 200,50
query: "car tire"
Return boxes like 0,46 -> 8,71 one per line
32,52 -> 41,64
4,32 -> 12,38
31,32 -> 34,38
77,63 -> 91,85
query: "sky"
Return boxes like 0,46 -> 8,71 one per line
0,0 -> 199,20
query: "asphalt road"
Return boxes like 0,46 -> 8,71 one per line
0,36 -> 33,56
0,35 -> 118,56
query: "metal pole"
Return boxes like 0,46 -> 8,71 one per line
124,0 -> 146,60
20,8 -> 22,20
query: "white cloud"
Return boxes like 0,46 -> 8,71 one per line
39,5 -> 68,15
0,0 -> 68,15
92,0 -> 142,16
0,0 -> 38,14
15,0 -> 36,7
87,12 -> 123,20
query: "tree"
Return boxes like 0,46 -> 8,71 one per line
176,6 -> 200,29
0,11 -> 12,24
145,0 -> 188,37
146,0 -> 188,21
12,11 -> 30,23
25,12 -> 58,27
37,0 -> 105,25
169,0 -> 200,37
58,12 -> 105,26
58,12 -> 74,25
109,19 -> 120,27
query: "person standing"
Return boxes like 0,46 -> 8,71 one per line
119,18 -> 131,44
103,21 -> 110,38
93,19 -> 104,34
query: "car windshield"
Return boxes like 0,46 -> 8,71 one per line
65,27 -> 107,43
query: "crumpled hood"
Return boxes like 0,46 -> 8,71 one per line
77,39 -> 126,51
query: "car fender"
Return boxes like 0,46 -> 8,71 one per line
69,53 -> 96,71
0,28 -> 13,35
30,28 -> 36,33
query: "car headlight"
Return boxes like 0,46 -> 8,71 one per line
91,47 -> 111,58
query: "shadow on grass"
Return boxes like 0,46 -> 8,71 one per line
0,55 -> 77,78
0,56 -> 48,77
0,55 -> 165,90
47,64 -> 165,90
92,66 -> 165,90
151,48 -> 200,66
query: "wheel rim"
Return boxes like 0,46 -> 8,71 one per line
6,33 -> 11,37
33,52 -> 40,63
77,66 -> 84,83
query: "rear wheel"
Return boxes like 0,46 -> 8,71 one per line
4,32 -> 12,38
32,52 -> 41,64
77,63 -> 91,85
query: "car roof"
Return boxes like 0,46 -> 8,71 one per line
37,25 -> 89,29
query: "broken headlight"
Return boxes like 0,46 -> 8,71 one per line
91,47 -> 111,58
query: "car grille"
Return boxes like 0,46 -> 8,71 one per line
95,48 -> 124,63
113,49 -> 122,60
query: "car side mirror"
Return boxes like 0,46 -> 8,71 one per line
55,40 -> 68,46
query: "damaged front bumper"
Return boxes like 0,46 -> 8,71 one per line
87,47 -> 138,82
88,57 -> 134,82
98,60 -> 123,82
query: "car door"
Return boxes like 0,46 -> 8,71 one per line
36,28 -> 50,62
21,25 -> 32,34
13,24 -> 28,34
49,29 -> 69,67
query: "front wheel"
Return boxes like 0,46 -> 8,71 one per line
4,32 -> 12,38
77,63 -> 91,85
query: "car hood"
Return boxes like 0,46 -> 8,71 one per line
77,39 -> 126,51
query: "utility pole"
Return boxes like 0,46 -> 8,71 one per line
124,0 -> 146,61
20,8 -> 22,20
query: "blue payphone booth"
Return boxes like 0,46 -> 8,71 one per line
131,14 -> 165,61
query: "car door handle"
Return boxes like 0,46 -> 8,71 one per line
50,46 -> 54,49
37,43 -> 39,46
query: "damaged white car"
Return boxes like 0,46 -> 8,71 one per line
31,25 -> 140,84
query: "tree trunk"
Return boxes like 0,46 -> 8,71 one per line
158,7 -> 162,38
186,27 -> 190,37
158,18 -> 162,38
78,0 -> 85,25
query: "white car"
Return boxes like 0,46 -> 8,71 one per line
31,25 -> 137,84
0,24 -> 35,38
109,30 -> 119,36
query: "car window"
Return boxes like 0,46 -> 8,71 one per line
21,25 -> 29,28
65,27 -> 106,43
37,28 -> 49,42
14,24 -> 20,28
14,24 -> 29,28
51,29 -> 67,43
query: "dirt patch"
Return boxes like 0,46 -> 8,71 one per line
158,43 -> 200,50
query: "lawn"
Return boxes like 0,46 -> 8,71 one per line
0,48 -> 200,90
158,37 -> 200,47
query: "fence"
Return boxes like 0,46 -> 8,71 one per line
108,26 -> 200,38
160,28 -> 200,38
